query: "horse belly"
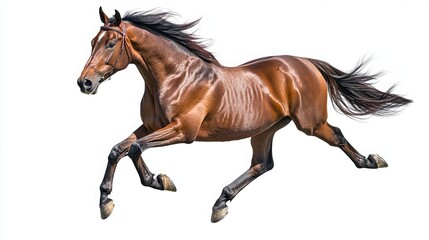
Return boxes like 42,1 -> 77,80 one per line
197,90 -> 284,141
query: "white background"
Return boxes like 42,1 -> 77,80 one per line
1,0 -> 428,239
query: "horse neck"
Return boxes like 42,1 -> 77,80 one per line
128,25 -> 195,90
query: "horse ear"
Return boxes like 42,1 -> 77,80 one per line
99,7 -> 109,24
114,10 -> 122,25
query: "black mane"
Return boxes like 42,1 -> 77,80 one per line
117,10 -> 220,66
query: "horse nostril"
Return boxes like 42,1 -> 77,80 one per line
83,79 -> 93,89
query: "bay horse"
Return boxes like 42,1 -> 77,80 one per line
77,7 -> 411,223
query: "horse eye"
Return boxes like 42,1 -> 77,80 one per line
107,41 -> 116,49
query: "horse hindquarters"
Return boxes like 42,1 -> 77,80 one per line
278,57 -> 389,168
298,58 -> 398,168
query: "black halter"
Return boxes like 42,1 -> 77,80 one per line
99,24 -> 129,82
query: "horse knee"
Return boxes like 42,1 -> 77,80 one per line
108,145 -> 122,163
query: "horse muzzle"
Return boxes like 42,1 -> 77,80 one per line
77,78 -> 100,95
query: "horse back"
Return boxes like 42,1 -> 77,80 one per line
199,55 -> 328,140
241,55 -> 328,123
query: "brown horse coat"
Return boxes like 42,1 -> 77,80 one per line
78,8 -> 411,222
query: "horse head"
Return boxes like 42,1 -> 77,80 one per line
77,7 -> 131,94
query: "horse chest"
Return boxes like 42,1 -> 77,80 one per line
140,92 -> 171,131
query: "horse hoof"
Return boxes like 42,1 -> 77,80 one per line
158,174 -> 177,192
368,154 -> 388,168
100,198 -> 115,219
211,206 -> 228,223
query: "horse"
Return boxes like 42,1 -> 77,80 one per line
77,7 -> 411,223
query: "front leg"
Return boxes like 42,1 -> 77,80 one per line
99,125 -> 147,219
127,119 -> 197,191
128,119 -> 192,159
131,155 -> 177,192
99,140 -> 132,219
101,120 -> 189,219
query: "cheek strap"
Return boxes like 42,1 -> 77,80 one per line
99,24 -> 129,81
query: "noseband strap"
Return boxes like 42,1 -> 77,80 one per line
99,24 -> 129,82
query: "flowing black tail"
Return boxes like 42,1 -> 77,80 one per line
308,58 -> 412,118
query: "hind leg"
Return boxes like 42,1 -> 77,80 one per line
313,122 -> 388,168
211,117 -> 291,223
